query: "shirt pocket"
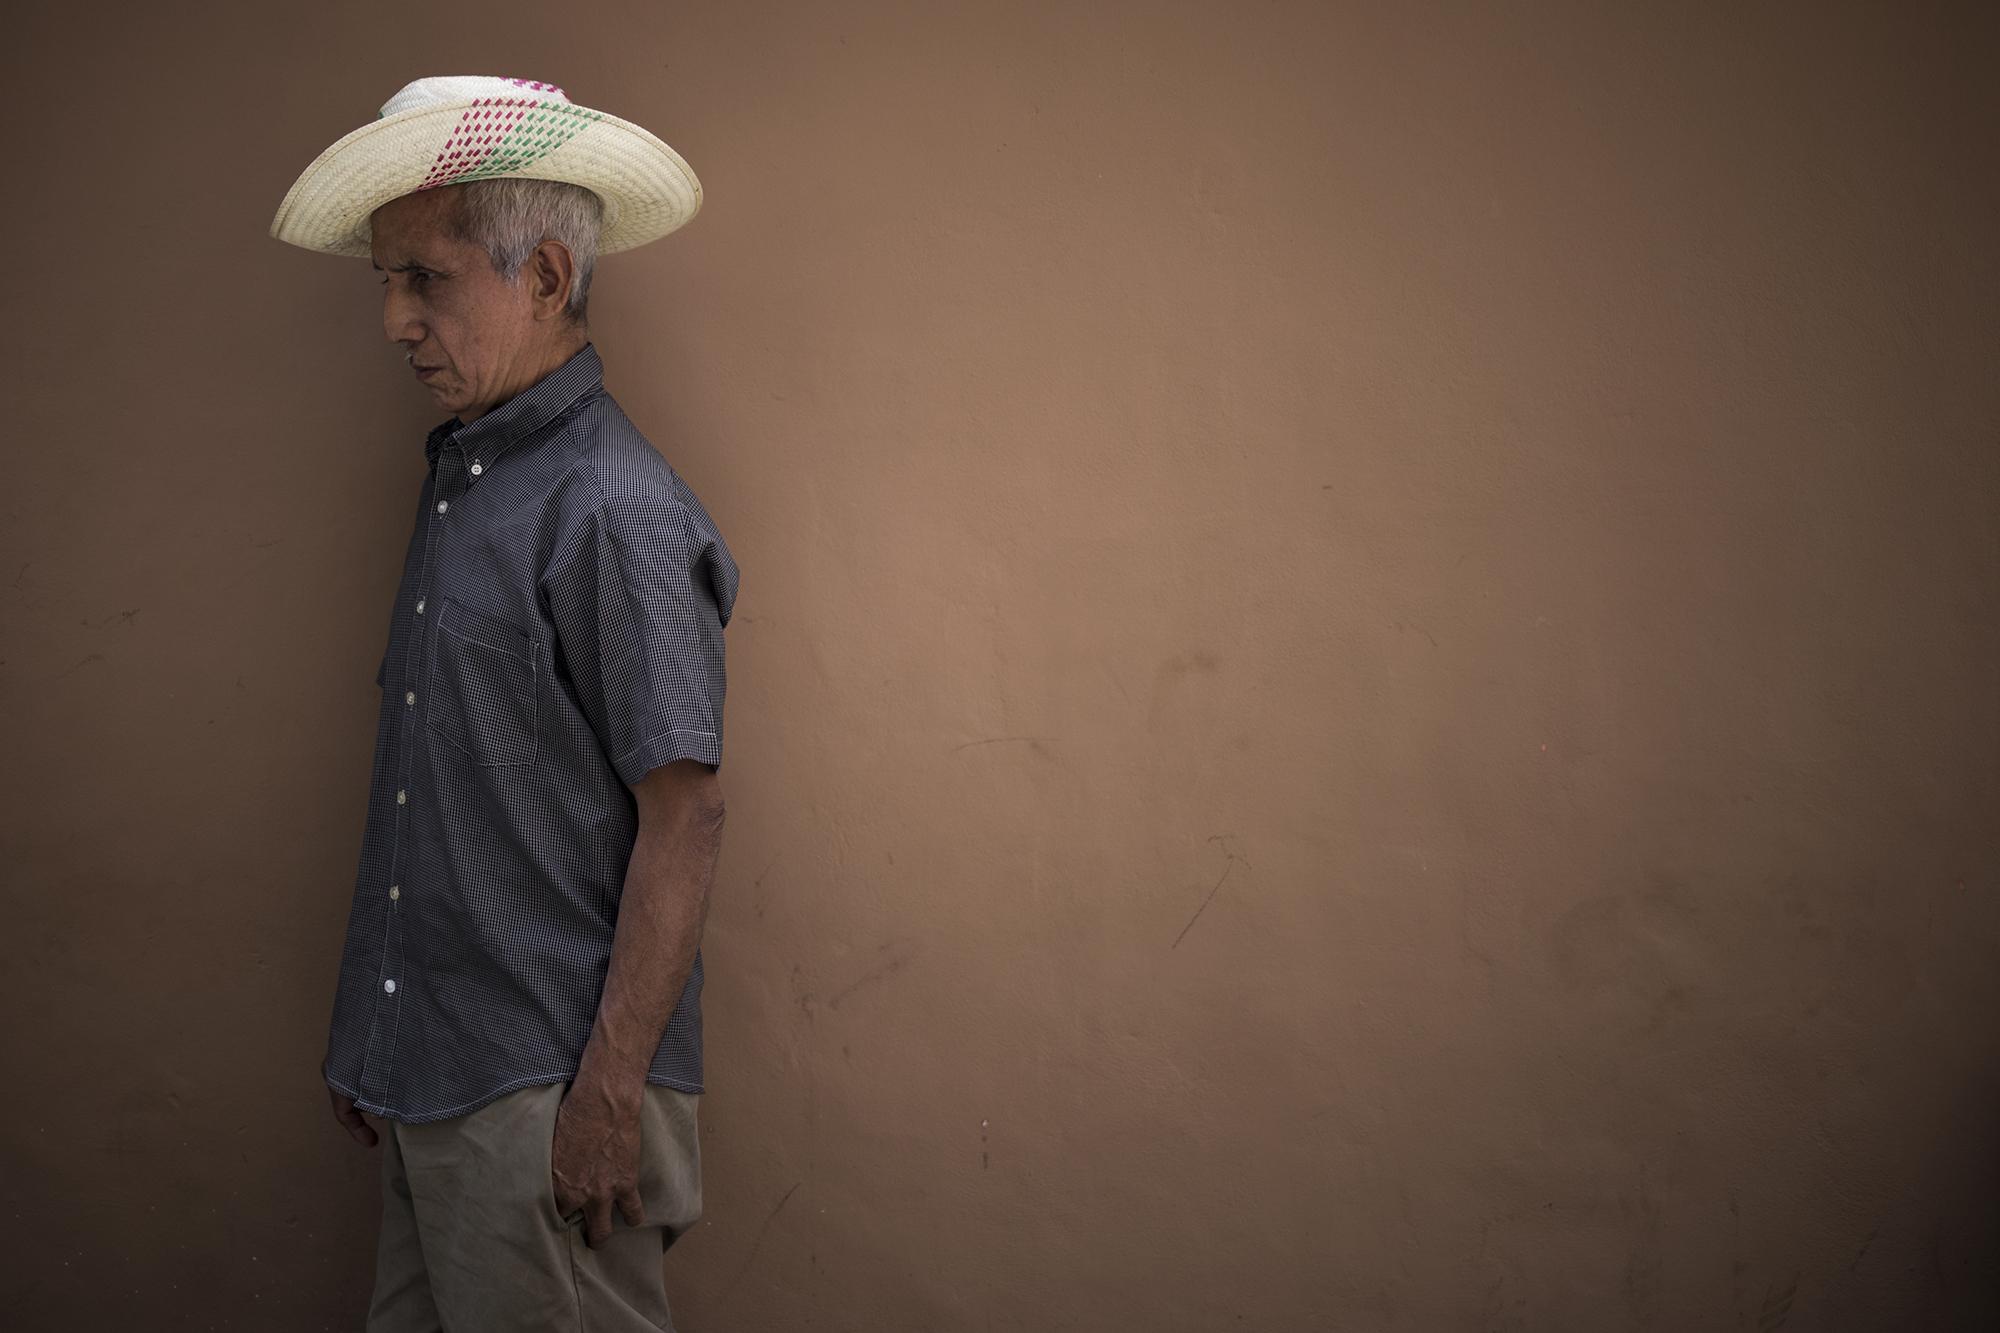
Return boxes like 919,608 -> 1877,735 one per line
426,596 -> 541,767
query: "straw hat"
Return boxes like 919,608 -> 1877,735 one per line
269,75 -> 701,259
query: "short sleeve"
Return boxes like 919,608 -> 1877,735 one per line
542,493 -> 735,783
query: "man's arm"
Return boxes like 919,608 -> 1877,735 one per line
550,756 -> 725,1247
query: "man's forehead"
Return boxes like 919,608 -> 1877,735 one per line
370,190 -> 459,268
370,227 -> 460,270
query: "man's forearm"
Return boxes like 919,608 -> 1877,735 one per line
575,794 -> 724,1092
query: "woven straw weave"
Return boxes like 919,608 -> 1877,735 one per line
270,75 -> 701,258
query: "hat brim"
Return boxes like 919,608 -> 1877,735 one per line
269,97 -> 701,258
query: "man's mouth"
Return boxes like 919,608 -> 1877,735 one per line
415,365 -> 442,380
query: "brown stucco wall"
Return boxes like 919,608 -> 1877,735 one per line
3,1 -> 1997,1328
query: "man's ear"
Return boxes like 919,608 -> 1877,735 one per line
529,238 -> 576,321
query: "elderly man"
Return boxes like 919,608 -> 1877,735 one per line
270,76 -> 737,1331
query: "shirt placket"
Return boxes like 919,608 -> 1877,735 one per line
355,442 -> 473,1107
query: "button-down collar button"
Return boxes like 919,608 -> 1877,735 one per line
416,598 -> 425,614
384,978 -> 397,993
436,499 -> 448,513
396,789 -> 406,804
389,884 -> 400,900
406,691 -> 416,706
470,461 -> 483,475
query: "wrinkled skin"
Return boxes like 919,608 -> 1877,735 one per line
369,183 -> 585,424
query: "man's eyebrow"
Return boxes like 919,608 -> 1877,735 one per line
370,260 -> 432,272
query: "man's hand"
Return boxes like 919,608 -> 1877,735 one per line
329,1087 -> 379,1147
551,1076 -> 646,1248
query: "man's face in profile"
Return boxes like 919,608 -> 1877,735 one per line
370,185 -> 540,423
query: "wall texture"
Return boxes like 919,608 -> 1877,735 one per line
3,1 -> 1996,1328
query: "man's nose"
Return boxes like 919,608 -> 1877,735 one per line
383,287 -> 424,346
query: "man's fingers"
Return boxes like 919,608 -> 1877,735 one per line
575,1185 -> 646,1247
585,1198 -> 614,1249
330,1090 -> 379,1147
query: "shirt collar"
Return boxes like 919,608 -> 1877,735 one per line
424,340 -> 605,471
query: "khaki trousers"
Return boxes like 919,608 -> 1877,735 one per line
365,1079 -> 703,1333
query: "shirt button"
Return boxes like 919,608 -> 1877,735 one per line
406,691 -> 416,706
396,789 -> 406,804
389,884 -> 400,900
436,499 -> 448,513
416,598 -> 425,614
384,979 -> 396,993
470,461 -> 483,475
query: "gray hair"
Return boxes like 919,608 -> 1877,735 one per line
444,176 -> 605,326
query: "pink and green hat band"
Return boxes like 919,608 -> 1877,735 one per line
414,96 -> 610,191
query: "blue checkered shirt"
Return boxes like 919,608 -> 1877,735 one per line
323,340 -> 739,1125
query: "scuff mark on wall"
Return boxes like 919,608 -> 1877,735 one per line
1174,834 -> 1249,948
827,939 -> 921,1011
723,1180 -> 802,1300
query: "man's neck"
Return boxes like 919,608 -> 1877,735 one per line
461,334 -> 588,423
